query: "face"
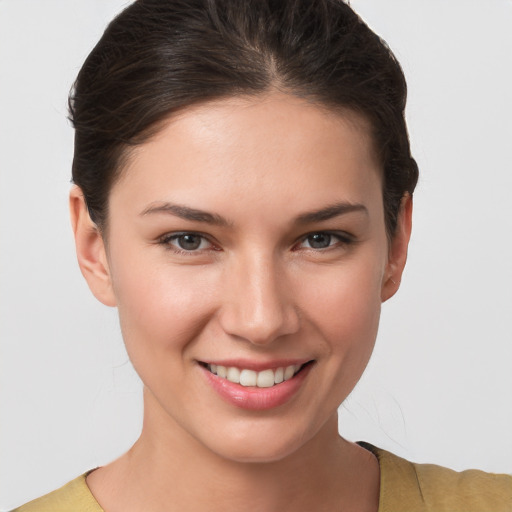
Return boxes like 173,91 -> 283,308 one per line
73,93 -> 409,463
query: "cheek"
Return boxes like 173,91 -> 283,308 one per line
111,263 -> 224,408
286,257 -> 383,423
110,252 -> 217,359
297,253 -> 384,373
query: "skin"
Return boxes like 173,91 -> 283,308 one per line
70,92 -> 412,512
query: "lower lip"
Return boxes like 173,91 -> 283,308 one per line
200,364 -> 312,411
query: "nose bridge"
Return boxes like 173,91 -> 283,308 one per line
220,250 -> 299,345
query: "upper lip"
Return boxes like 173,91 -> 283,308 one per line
198,358 -> 313,372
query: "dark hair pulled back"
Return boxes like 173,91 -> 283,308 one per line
69,0 -> 418,235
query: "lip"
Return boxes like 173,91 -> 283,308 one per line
199,360 -> 314,410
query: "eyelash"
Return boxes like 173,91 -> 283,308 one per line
158,232 -> 217,255
295,231 -> 354,251
157,231 -> 354,255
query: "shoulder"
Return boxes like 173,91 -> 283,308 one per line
11,473 -> 103,512
359,442 -> 512,512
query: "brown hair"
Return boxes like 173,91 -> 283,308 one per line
69,0 -> 418,235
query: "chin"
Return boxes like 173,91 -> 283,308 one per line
212,438 -> 304,464
197,417 -> 322,465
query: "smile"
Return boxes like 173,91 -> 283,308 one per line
200,360 -> 314,410
206,363 -> 304,388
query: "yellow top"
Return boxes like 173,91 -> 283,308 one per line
362,443 -> 512,511
13,445 -> 512,512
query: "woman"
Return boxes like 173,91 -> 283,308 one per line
10,0 -> 512,511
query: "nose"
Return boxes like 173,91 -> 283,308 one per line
218,254 -> 300,345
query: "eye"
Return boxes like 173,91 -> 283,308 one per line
303,233 -> 333,249
298,232 -> 352,250
159,232 -> 213,252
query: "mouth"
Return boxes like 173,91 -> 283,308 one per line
200,361 -> 314,388
199,360 -> 315,410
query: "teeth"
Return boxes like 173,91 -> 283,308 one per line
226,367 -> 241,384
207,364 -> 303,388
240,369 -> 257,387
256,369 -> 275,388
284,365 -> 295,381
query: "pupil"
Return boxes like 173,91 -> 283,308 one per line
308,233 -> 331,249
178,235 -> 201,250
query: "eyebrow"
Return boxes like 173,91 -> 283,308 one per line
140,200 -> 367,226
140,202 -> 231,226
295,202 -> 368,224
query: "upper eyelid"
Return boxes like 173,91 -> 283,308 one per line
297,230 -> 354,243
159,231 -> 213,241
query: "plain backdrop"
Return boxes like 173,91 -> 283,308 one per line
1,0 -> 511,509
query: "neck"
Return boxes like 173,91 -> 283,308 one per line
87,388 -> 379,512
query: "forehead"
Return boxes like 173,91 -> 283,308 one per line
111,93 -> 383,221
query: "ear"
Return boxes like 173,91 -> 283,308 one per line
381,194 -> 413,302
69,186 -> 117,307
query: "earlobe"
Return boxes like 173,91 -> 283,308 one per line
381,194 -> 413,302
69,186 -> 117,307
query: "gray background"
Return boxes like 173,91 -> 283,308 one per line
1,0 -> 511,509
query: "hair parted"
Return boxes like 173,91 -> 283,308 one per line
69,0 -> 418,235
